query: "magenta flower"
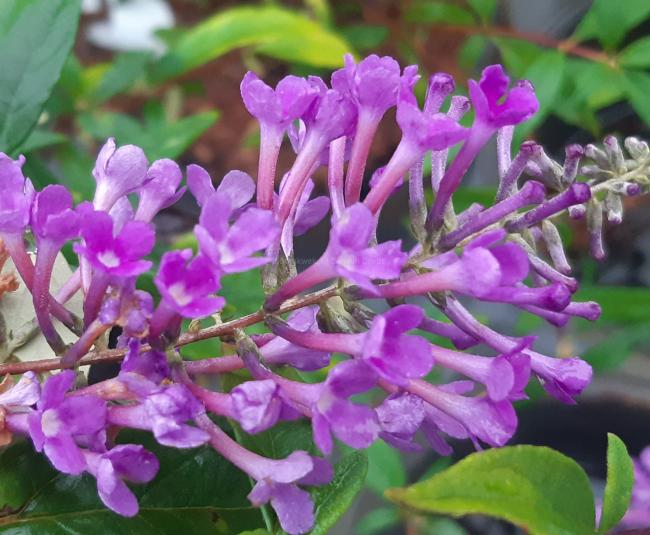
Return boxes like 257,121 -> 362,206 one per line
93,138 -> 148,211
83,445 -> 159,517
0,372 -> 40,409
186,164 -> 255,209
135,159 -> 186,221
0,153 -> 33,234
154,249 -> 224,318
75,208 -> 155,278
31,185 -> 80,247
195,192 -> 279,274
110,374 -> 209,448
230,379 -> 299,434
375,392 -> 427,452
267,203 -> 407,310
120,339 -> 170,384
28,371 -> 107,474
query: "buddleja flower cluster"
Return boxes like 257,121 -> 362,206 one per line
0,54 -> 647,534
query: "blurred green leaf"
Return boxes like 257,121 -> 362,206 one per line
78,108 -> 219,161
458,35 -> 488,72
598,434 -> 634,534
465,0 -> 497,23
52,142 -> 97,201
492,37 -> 543,78
619,36 -> 650,68
357,507 -> 399,535
308,451 -> 368,535
10,129 -> 66,156
340,24 -> 388,52
584,324 -> 650,372
0,0 -> 81,153
366,441 -> 406,495
0,433 -> 263,534
588,0 -> 650,50
405,1 -> 475,25
151,6 -> 350,82
387,445 -> 595,535
624,69 -> 650,125
576,285 -> 650,324
89,52 -> 152,104
420,517 -> 469,535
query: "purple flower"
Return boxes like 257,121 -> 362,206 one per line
195,192 -> 279,274
267,203 -> 407,309
301,76 -> 358,143
230,379 -> 299,434
0,153 -> 34,234
361,305 -> 433,386
31,185 -> 80,247
28,371 -> 107,474
375,392 -> 426,452
241,71 -> 318,131
135,159 -> 186,221
0,371 -> 40,409
186,165 -> 255,209
75,208 -> 154,278
84,445 -> 159,517
154,249 -> 224,318
261,307 -> 331,371
93,138 -> 148,211
111,374 -> 209,448
620,447 -> 650,528
531,351 -> 592,404
120,339 -> 170,384
331,53 -> 402,118
469,65 -> 539,129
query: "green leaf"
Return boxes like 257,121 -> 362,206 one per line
308,451 -> 368,535
339,24 -> 388,52
589,0 -> 650,50
405,1 -> 475,25
0,433 -> 263,534
584,324 -> 650,372
78,108 -> 219,161
151,6 -> 350,82
366,441 -> 406,495
619,36 -> 650,68
624,69 -> 650,125
89,52 -> 152,104
0,0 -> 81,153
492,37 -> 543,78
357,507 -> 400,535
598,434 -> 634,534
576,285 -> 650,324
386,445 -> 596,535
458,35 -> 488,72
465,0 -> 497,23
10,129 -> 67,156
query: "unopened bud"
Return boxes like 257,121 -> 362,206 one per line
585,144 -> 610,168
603,136 -> 625,174
541,220 -> 571,274
586,199 -> 605,260
604,191 -> 623,224
624,136 -> 649,160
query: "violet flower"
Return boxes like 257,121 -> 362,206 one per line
93,138 -> 148,211
266,203 -> 407,310
0,372 -> 40,446
186,164 -> 255,210
230,379 -> 300,434
109,374 -> 209,448
83,445 -> 159,517
28,371 -> 107,474
428,65 -> 539,232
135,158 -> 186,222
241,71 -> 318,210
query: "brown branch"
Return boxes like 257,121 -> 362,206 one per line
0,285 -> 339,376
434,23 -> 615,66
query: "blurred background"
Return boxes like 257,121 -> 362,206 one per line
5,0 -> 650,533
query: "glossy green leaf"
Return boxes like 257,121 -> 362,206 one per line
405,1 -> 475,25
619,36 -> 650,68
598,434 -> 634,534
386,445 -> 596,535
78,108 -> 219,161
308,451 -> 368,535
366,441 -> 406,494
624,69 -> 650,125
0,432 -> 263,534
151,6 -> 350,82
465,0 -> 497,23
0,0 -> 81,153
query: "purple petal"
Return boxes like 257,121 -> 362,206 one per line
326,359 -> 378,397
231,380 -> 283,434
39,371 -> 75,410
294,196 -> 330,236
216,170 -> 256,209
186,164 -> 215,207
324,398 -> 379,449
44,434 -> 86,474
106,444 -> 159,483
97,457 -> 139,517
270,484 -> 315,535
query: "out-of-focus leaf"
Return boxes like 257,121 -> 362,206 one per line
586,0 -> 650,50
78,109 -> 219,161
0,432 -> 263,534
576,285 -> 650,324
366,441 -> 406,495
10,129 -> 67,156
308,451 -> 368,535
492,37 -> 543,78
516,50 -> 566,139
465,0 -> 497,23
619,36 -> 650,68
340,24 -> 388,51
53,142 -> 97,201
357,507 -> 400,535
386,446 -> 596,535
420,517 -> 470,535
458,35 -> 488,72
584,324 -> 650,372
598,434 -> 634,534
624,70 -> 650,125
0,0 -> 81,153
405,1 -> 475,25
151,6 -> 350,82
88,52 -> 152,104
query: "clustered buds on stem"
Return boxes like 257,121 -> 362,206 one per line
0,55 -> 647,534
